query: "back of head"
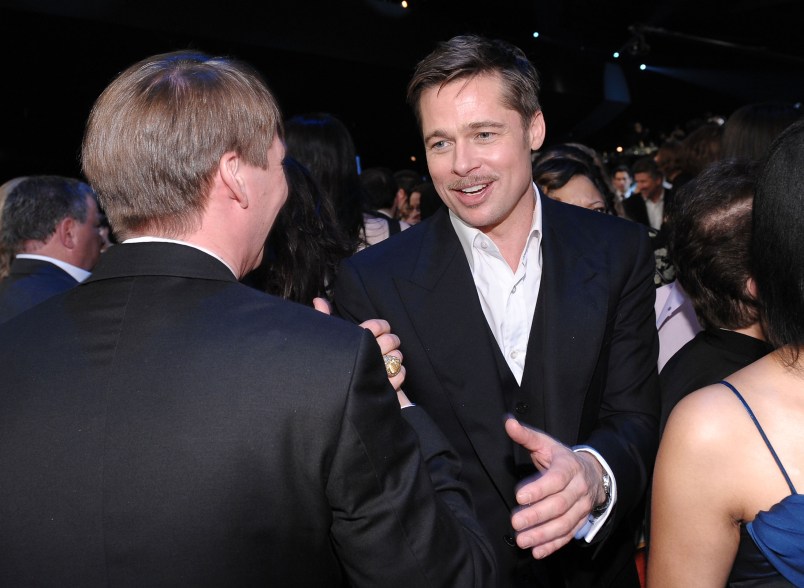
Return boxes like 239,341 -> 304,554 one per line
680,122 -> 723,177
655,140 -> 683,179
407,34 -> 541,130
670,159 -> 758,330
722,101 -> 802,161
1,175 -> 96,255
360,167 -> 397,211
82,51 -> 282,240
0,177 -> 29,278
753,119 -> 804,354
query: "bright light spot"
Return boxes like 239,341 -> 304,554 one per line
613,51 -> 620,59
410,156 -> 417,162
639,63 -> 647,71
401,0 -> 408,7
616,146 -> 624,153
532,32 -> 540,39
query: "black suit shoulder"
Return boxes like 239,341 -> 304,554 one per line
0,258 -> 78,324
0,246 -> 495,587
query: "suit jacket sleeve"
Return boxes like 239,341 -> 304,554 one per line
326,329 -> 496,587
584,225 -> 660,538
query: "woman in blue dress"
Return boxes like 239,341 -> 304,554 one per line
649,119 -> 804,587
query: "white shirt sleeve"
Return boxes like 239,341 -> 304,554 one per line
572,445 -> 617,542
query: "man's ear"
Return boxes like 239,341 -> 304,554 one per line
219,151 -> 249,209
54,216 -> 76,249
528,110 -> 546,151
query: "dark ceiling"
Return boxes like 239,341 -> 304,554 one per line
1,0 -> 802,179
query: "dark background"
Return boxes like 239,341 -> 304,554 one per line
1,0 -> 802,181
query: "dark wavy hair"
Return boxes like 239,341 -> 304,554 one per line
670,159 -> 758,330
752,119 -> 804,362
245,157 -> 353,304
284,113 -> 365,251
407,34 -> 541,132
722,102 -> 802,162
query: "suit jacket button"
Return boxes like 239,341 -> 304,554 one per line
504,534 -> 516,547
515,402 -> 529,414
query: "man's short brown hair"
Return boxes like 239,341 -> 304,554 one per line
82,51 -> 282,239
406,35 -> 541,132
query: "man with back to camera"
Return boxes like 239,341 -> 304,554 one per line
0,175 -> 103,323
335,35 -> 660,587
0,50 -> 496,587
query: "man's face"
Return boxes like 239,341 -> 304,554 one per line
633,172 -> 663,201
419,73 -> 544,238
613,171 -> 631,194
72,196 -> 103,270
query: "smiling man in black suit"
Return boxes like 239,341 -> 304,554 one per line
335,35 -> 660,587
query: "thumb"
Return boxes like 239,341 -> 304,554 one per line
505,417 -> 557,454
313,297 -> 332,315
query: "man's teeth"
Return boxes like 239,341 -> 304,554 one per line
461,184 -> 487,194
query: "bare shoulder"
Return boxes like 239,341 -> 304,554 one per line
663,383 -> 744,450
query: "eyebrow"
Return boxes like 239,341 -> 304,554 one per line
424,120 -> 507,144
467,121 -> 506,130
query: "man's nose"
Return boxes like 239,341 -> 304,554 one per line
452,142 -> 480,176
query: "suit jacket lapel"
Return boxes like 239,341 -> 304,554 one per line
395,211 -> 516,507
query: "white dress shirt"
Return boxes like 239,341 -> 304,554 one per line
645,192 -> 665,230
450,195 -> 542,385
450,187 -> 615,542
15,254 -> 91,283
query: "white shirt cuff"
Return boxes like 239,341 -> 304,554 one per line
571,445 -> 617,542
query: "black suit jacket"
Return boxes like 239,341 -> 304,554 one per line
622,189 -> 674,231
0,257 -> 79,324
335,198 -> 660,587
0,242 -> 494,587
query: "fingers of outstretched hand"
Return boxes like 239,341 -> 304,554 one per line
511,498 -> 590,559
504,418 -> 560,469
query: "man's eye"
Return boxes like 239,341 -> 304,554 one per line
476,132 -> 495,140
430,140 -> 448,151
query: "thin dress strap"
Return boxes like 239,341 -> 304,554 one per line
720,380 -> 797,495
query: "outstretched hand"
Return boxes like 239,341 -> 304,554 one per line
504,418 -> 604,559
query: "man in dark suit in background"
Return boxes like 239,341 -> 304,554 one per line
623,157 -> 673,231
335,35 -> 660,587
0,175 -> 103,323
0,51 -> 494,587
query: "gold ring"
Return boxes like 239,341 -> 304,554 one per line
383,354 -> 402,377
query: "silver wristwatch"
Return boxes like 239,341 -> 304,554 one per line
591,471 -> 612,517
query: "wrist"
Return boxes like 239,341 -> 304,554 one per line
592,471 -> 612,516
